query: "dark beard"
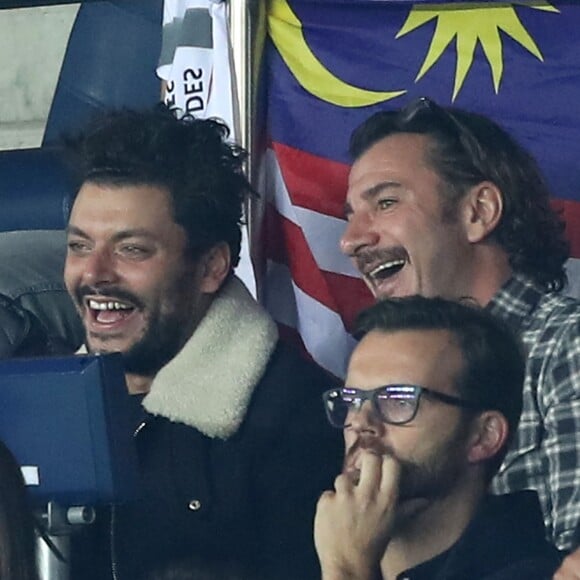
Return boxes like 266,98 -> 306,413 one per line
83,278 -> 198,377
119,306 -> 191,376
87,307 -> 190,377
397,449 -> 464,503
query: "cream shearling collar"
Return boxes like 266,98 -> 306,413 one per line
142,275 -> 278,439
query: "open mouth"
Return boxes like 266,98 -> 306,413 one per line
86,298 -> 136,325
356,248 -> 409,294
368,259 -> 406,283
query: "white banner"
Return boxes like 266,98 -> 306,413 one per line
158,0 -> 238,141
158,0 -> 255,295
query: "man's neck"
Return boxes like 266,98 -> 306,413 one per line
381,483 -> 483,580
461,246 -> 512,307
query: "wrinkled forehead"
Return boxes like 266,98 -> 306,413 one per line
347,134 -> 437,195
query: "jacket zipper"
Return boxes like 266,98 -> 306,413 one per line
110,506 -> 118,580
110,419 -> 148,580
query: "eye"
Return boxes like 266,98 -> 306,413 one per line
377,394 -> 416,421
377,198 -> 396,210
67,240 -> 91,255
118,245 -> 152,259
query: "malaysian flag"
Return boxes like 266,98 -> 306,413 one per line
257,0 -> 580,378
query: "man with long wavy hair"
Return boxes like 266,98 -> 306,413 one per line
340,97 -> 580,571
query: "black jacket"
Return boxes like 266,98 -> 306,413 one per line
398,491 -> 563,580
116,344 -> 342,580
72,278 -> 342,580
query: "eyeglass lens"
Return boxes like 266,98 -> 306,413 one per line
325,386 -> 420,428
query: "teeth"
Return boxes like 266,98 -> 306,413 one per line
369,259 -> 405,277
88,299 -> 132,311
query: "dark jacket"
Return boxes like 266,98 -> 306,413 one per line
399,491 -> 563,580
72,277 -> 343,580
0,230 -> 83,358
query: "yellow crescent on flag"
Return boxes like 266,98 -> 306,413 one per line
267,0 -> 406,108
268,0 -> 558,105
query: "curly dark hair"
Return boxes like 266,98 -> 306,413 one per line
66,103 -> 253,267
355,295 -> 525,480
349,97 -> 569,291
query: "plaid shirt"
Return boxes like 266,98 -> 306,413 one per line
488,273 -> 580,550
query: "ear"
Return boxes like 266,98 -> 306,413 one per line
466,411 -> 509,466
198,242 -> 231,295
460,182 -> 503,244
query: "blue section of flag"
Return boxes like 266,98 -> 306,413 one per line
266,1 -> 580,202
287,1 -> 577,4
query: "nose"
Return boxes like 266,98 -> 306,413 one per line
81,248 -> 118,287
345,400 -> 383,435
340,212 -> 380,257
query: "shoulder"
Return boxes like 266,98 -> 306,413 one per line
523,291 -> 580,354
451,493 -> 562,579
262,342 -> 337,391
243,341 -> 341,437
535,291 -> 580,325
252,341 -> 339,418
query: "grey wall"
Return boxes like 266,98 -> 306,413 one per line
0,4 -> 79,150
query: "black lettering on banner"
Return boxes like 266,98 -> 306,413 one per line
164,80 -> 176,108
183,68 -> 203,81
183,68 -> 207,114
186,96 -> 204,113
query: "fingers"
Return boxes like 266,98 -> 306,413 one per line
380,454 -> 400,502
357,450 -> 400,498
334,472 -> 353,494
315,490 -> 335,523
315,451 -> 399,578
357,451 -> 383,495
318,489 -> 335,504
331,450 -> 401,512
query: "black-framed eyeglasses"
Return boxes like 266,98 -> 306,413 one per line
322,384 -> 482,429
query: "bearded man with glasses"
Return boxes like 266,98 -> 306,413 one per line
315,296 -> 561,580
340,97 -> 580,574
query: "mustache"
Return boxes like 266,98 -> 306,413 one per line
343,436 -> 396,472
354,246 -> 408,270
74,285 -> 145,310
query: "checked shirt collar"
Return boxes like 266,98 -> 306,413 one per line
486,272 -> 544,334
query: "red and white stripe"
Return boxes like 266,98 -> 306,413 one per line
258,143 -> 580,379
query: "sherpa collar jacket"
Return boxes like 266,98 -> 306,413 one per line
74,276 -> 343,580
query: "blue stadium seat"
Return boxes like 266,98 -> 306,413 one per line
43,0 -> 163,146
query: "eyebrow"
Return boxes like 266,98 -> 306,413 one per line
66,225 -> 158,243
343,181 -> 403,217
